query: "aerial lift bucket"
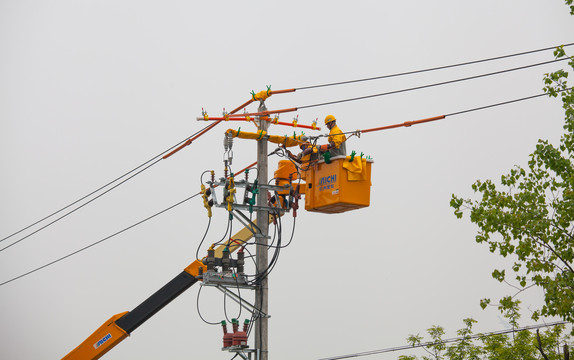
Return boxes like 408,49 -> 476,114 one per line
303,155 -> 373,214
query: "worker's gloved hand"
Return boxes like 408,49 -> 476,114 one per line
319,144 -> 329,152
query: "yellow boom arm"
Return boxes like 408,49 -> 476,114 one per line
61,216 -> 269,359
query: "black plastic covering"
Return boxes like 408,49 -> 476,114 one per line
115,271 -> 198,334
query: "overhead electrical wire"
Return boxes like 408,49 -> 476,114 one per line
0,192 -> 201,287
1,85 -> 571,287
317,320 -> 571,360
6,46 -> 569,250
297,42 -> 574,90
0,124 -> 219,247
3,44 -> 573,286
297,58 -> 569,110
208,55 -> 571,120
0,160 -> 260,287
305,87 -> 573,139
0,158 -> 162,253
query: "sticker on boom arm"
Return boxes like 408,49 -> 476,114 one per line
94,333 -> 112,349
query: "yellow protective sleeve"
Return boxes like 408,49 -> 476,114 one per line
227,129 -> 305,147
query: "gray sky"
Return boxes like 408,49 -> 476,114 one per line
1,1 -> 573,359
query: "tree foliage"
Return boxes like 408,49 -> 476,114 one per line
450,45 -> 574,324
399,317 -> 572,360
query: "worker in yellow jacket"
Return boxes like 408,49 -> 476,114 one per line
321,114 -> 347,157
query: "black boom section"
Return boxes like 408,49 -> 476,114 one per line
115,271 -> 198,334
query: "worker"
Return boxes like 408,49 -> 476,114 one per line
295,142 -> 319,163
321,114 -> 347,157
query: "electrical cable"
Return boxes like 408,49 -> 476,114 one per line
297,58 -> 569,110
0,192 -> 201,287
196,284 -> 221,326
297,42 -> 574,90
281,216 -> 297,249
317,320 -> 570,360
0,123 -> 220,245
223,268 -> 243,323
195,217 -> 212,261
213,218 -> 233,247
304,87 -> 573,142
4,86 -> 569,287
0,158 -> 162,253
252,211 -> 282,285
445,92 -> 561,117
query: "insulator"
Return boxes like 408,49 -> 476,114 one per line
232,319 -> 249,348
226,133 -> 234,165
226,132 -> 234,151
207,248 -> 215,272
223,135 -> 229,152
237,249 -> 245,274
222,321 -> 233,349
222,246 -> 230,272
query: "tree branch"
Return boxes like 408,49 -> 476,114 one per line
536,329 -> 550,360
549,220 -> 574,241
532,235 -> 574,274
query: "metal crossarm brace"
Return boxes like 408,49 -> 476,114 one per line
212,284 -> 270,319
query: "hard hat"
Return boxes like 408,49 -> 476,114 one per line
324,115 -> 336,125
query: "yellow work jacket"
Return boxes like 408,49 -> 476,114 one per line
328,124 -> 347,157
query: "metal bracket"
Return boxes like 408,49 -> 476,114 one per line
209,284 -> 270,319
202,272 -> 251,288
224,347 -> 258,360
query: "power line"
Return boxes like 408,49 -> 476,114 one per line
0,124 -> 217,247
297,42 -> 574,90
0,159 -> 260,286
2,88 -> 567,286
305,88 -> 572,140
318,321 -> 571,360
0,158 -> 161,253
298,58 -> 569,110
0,192 -> 200,287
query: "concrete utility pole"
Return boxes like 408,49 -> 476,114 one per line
255,100 -> 269,360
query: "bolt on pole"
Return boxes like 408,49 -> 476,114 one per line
255,100 -> 269,360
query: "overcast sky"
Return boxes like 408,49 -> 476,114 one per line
1,1 -> 574,359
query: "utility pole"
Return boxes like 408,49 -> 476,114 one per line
255,100 -> 269,360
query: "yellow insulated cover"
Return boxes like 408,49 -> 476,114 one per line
226,129 -> 305,147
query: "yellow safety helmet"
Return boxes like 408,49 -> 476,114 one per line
324,115 -> 336,125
